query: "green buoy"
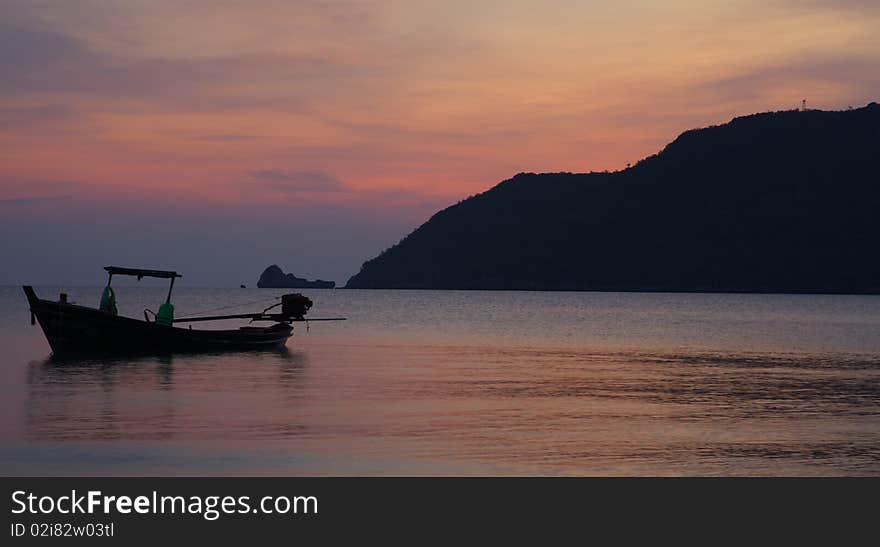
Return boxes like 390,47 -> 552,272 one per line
156,302 -> 174,326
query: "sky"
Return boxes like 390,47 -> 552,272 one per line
2,0 -> 879,286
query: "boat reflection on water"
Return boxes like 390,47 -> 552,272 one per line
9,285 -> 880,475
23,347 -> 307,442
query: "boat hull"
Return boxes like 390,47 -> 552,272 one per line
23,286 -> 293,356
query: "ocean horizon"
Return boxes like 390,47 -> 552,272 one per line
2,286 -> 878,476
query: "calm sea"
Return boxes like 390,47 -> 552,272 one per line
1,285 -> 878,476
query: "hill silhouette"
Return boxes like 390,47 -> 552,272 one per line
257,265 -> 335,289
346,103 -> 880,293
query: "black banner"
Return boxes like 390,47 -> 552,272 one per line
2,478 -> 875,543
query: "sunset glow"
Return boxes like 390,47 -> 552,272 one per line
2,0 -> 879,284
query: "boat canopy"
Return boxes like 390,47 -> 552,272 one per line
104,266 -> 182,280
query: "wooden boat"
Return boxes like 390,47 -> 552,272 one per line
23,266 -> 344,356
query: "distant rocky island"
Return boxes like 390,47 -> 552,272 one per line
346,102 -> 880,293
257,265 -> 335,289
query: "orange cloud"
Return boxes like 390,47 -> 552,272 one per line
1,1 -> 878,212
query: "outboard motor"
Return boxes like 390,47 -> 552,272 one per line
281,293 -> 313,319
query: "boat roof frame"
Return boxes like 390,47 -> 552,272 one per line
104,266 -> 182,280
104,266 -> 181,304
